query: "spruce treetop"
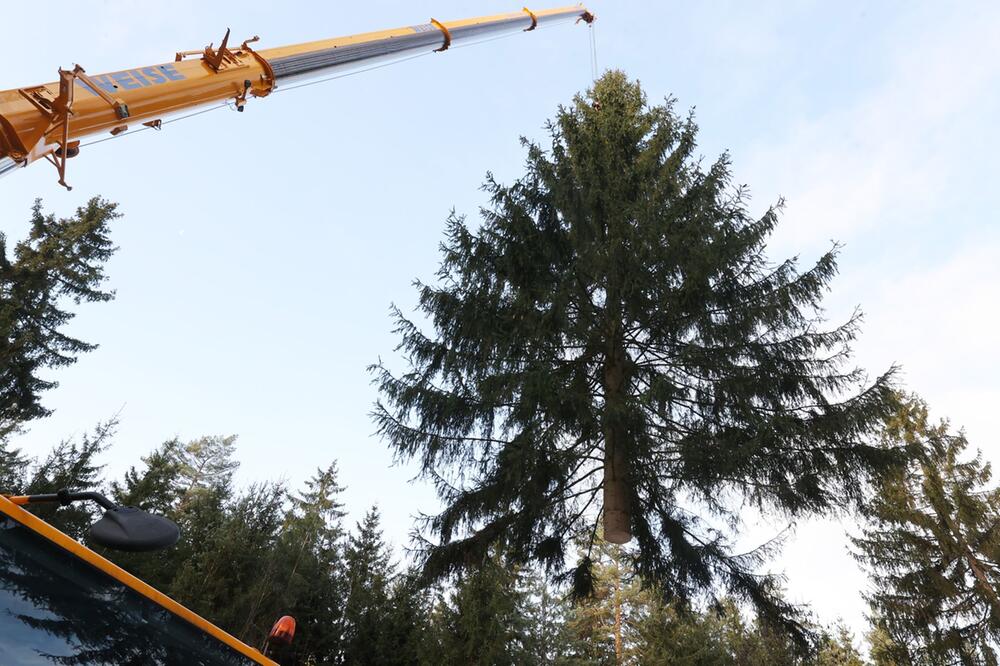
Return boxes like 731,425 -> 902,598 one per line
373,71 -> 899,644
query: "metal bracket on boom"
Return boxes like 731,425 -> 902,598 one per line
240,36 -> 276,98
430,19 -> 452,52
23,65 -> 130,190
204,28 -> 236,72
522,7 -> 538,31
233,80 -> 252,111
176,31 -> 273,102
177,28 -> 251,74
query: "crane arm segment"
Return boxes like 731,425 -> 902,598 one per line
0,5 -> 593,189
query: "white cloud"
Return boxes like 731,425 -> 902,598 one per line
743,4 -> 1000,252
858,237 -> 1000,444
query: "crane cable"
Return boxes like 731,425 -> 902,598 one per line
589,21 -> 599,80
79,104 -> 227,147
78,21 -> 579,149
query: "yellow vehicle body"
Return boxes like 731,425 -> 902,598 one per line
0,494 -> 278,665
0,5 -> 593,187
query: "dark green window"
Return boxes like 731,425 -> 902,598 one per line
0,512 -> 262,665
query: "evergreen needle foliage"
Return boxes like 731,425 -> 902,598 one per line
1,428 -> 880,664
0,198 -> 118,436
372,71 -> 900,643
853,395 -> 1000,664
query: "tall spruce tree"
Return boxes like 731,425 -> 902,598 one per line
170,481 -> 287,643
521,566 -> 572,664
275,463 -> 350,664
637,597 -> 801,666
343,506 -> 397,665
852,395 -> 1000,663
372,70 -> 898,640
381,570 -> 437,666
815,624 -> 865,666
438,557 -> 531,666
867,620 -> 910,666
637,599 -> 735,666
0,198 -> 118,438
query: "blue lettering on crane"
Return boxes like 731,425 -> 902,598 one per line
78,63 -> 186,97
111,71 -> 141,90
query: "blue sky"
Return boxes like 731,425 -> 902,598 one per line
3,0 -> 1000,639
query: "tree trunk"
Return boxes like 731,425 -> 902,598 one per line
603,345 -> 631,544
940,509 -> 1000,618
604,436 -> 630,544
964,551 -> 1000,618
926,459 -> 1000,619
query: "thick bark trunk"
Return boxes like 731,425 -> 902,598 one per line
603,432 -> 631,544
603,344 -> 632,544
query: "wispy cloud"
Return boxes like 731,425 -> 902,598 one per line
743,3 -> 1000,252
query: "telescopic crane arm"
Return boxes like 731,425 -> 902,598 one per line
0,6 -> 594,189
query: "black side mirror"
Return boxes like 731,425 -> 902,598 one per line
16,489 -> 180,552
90,506 -> 180,552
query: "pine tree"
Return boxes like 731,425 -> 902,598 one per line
372,70 -> 898,642
852,395 -> 1000,663
634,596 -> 810,665
23,417 -> 117,538
168,481 -> 287,643
867,619 -> 910,666
109,448 -> 358,664
343,506 -> 396,665
173,434 -> 240,502
109,435 -> 240,515
0,436 -> 28,491
562,538 -> 650,665
382,570 -> 437,666
815,624 -> 864,666
0,198 -> 118,437
276,463 -> 350,664
637,600 -> 735,666
105,438 -> 188,592
725,609 -> 801,666
521,566 -> 571,664
438,557 -> 531,666
103,436 -> 241,592
111,438 -> 185,515
103,432 -> 278,643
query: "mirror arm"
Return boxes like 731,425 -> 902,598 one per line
18,489 -> 119,512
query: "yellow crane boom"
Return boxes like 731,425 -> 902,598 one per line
0,6 -> 593,188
